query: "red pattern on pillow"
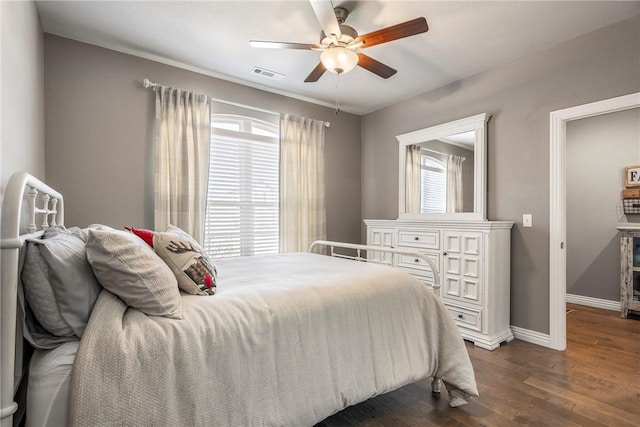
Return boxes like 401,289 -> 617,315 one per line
125,227 -> 155,248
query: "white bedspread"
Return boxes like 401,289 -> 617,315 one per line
70,253 -> 478,426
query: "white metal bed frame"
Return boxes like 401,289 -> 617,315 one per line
309,240 -> 441,291
1,173 -> 63,427
309,239 -> 443,395
0,174 -> 443,427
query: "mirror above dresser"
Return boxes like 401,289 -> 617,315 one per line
397,113 -> 490,221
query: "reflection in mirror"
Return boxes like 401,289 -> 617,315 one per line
405,131 -> 475,214
397,113 -> 489,220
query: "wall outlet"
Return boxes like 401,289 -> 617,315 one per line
523,214 -> 533,228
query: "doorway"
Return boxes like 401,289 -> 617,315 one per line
549,92 -> 640,351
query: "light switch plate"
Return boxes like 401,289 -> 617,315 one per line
523,214 -> 533,228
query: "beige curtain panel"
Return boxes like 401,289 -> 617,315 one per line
153,86 -> 211,243
447,154 -> 464,213
279,114 -> 326,253
405,145 -> 422,214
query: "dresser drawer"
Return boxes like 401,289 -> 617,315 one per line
444,303 -> 482,332
397,229 -> 440,250
397,253 -> 439,276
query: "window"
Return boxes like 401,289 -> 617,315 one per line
204,114 -> 279,258
420,154 -> 447,213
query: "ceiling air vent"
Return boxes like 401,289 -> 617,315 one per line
251,67 -> 284,81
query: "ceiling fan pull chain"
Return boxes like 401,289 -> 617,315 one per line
335,74 -> 341,114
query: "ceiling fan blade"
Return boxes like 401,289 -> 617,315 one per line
249,40 -> 318,50
304,62 -> 327,82
309,0 -> 342,39
358,17 -> 429,49
357,53 -> 397,79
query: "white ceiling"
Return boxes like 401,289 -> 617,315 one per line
36,1 -> 640,115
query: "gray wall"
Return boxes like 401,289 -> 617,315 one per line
43,35 -> 362,245
0,1 -> 45,197
361,16 -> 640,334
566,108 -> 640,301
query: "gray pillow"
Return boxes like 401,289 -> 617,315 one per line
29,227 -> 102,337
86,229 -> 182,319
21,242 -> 75,337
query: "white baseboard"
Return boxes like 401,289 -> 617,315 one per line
511,326 -> 551,348
565,294 -> 620,311
510,295 -> 621,350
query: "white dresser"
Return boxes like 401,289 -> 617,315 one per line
365,219 -> 514,350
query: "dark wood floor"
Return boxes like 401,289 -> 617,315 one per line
316,304 -> 640,426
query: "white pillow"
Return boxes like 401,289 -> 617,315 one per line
86,229 -> 182,319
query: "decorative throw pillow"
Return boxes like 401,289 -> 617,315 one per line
126,226 -> 217,295
86,229 -> 183,319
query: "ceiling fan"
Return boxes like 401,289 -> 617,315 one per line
249,0 -> 429,82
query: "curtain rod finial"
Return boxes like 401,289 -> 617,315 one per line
143,78 -> 157,89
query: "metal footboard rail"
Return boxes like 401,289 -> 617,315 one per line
309,240 -> 440,289
308,240 -> 444,394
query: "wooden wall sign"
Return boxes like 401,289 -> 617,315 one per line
624,165 -> 640,188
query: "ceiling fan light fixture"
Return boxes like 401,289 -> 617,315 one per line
320,46 -> 358,74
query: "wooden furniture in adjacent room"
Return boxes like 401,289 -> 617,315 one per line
617,223 -> 640,318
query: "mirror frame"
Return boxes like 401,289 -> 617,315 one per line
396,113 -> 490,221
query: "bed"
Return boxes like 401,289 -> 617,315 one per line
1,172 -> 478,427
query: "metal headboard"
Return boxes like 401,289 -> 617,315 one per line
1,172 -> 64,427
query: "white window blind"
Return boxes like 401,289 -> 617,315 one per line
204,114 -> 279,258
420,155 -> 447,213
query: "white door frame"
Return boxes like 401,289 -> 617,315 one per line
549,92 -> 640,350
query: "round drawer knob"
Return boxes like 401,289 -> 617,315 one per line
414,236 -> 419,241
443,251 -> 448,256
458,314 -> 463,319
414,258 -> 420,263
